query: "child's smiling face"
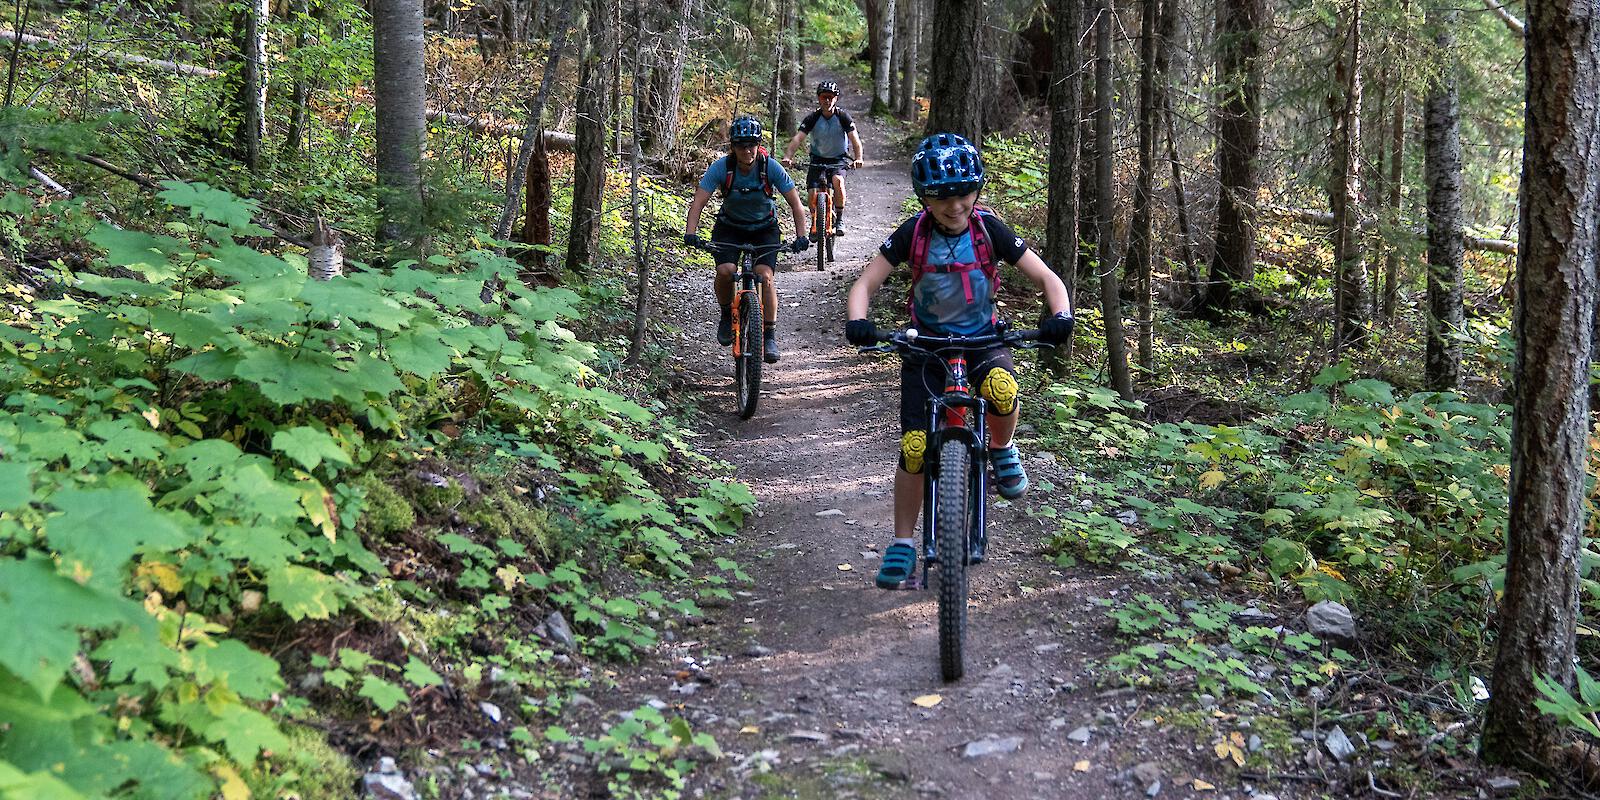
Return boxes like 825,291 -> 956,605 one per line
922,192 -> 979,233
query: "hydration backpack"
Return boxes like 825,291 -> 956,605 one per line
906,208 -> 1000,329
720,149 -> 775,199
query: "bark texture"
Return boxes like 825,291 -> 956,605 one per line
1046,0 -> 1082,307
494,0 -> 574,241
567,0 -> 614,273
925,0 -> 982,141
237,0 -> 269,171
642,0 -> 693,156
897,0 -> 919,118
1480,0 -> 1600,769
373,0 -> 428,251
1200,0 -> 1262,316
1129,0 -> 1160,372
1327,5 -> 1368,351
1095,0 -> 1133,400
1423,3 -> 1463,392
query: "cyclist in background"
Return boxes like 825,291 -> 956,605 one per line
684,115 -> 810,364
781,81 -> 865,236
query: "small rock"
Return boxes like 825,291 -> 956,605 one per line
787,730 -> 830,743
962,736 -> 1024,758
1486,776 -> 1521,795
1116,510 -> 1139,525
1067,726 -> 1091,744
1247,734 -> 1262,753
1324,725 -> 1357,762
1132,761 -> 1161,786
1254,795 -> 1279,800
1372,739 -> 1398,752
1306,600 -> 1357,642
744,645 -> 774,658
1047,717 -> 1067,730
1198,694 -> 1217,709
815,509 -> 845,517
1034,642 -> 1062,653
478,701 -> 501,724
569,692 -> 595,707
544,611 -> 577,651
362,757 -> 415,800
1031,772 -> 1056,780
1145,780 -> 1162,797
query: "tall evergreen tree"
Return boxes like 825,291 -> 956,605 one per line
1422,0 -> 1463,391
1200,0 -> 1263,316
925,0 -> 982,141
1481,0 -> 1600,769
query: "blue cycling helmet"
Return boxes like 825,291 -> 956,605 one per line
911,132 -> 985,198
729,115 -> 764,145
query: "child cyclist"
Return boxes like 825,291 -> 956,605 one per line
844,132 -> 1075,589
685,115 -> 810,363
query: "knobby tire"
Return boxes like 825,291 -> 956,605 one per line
816,194 -> 829,272
935,439 -> 971,681
735,285 -> 762,419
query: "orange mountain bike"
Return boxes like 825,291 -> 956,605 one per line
796,160 -> 851,271
691,240 -> 795,419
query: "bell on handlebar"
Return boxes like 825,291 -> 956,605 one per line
906,328 -> 919,342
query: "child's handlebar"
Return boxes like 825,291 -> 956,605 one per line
858,326 -> 1049,354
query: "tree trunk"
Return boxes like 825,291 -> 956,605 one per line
925,0 -> 982,141
567,0 -> 613,273
897,0 -> 919,119
1381,84 -> 1405,323
494,0 -> 574,241
284,0 -> 313,157
777,0 -> 797,135
642,0 -> 693,157
1423,3 -> 1463,392
628,0 -> 652,364
1076,0 -> 1098,290
1095,0 -> 1133,400
889,0 -> 907,111
865,0 -> 885,110
1199,0 -> 1262,316
1480,0 -> 1600,769
1156,0 -> 1196,299
1044,0 -> 1082,372
1128,0 -> 1159,374
520,132 -> 552,274
881,0 -> 897,114
236,0 -> 269,171
1327,4 -> 1368,352
373,0 -> 428,252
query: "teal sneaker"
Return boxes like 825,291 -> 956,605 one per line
875,542 -> 917,589
989,445 -> 1029,500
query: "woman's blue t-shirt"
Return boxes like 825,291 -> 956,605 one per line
698,156 -> 795,228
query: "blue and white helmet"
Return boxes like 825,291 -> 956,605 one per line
729,115 -> 764,144
911,132 -> 985,199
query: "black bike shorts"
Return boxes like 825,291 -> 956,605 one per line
899,346 -> 1017,435
710,219 -> 782,270
806,159 -> 849,190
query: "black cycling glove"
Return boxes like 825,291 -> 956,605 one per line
683,232 -> 703,249
1040,312 -> 1075,345
845,318 -> 878,346
791,235 -> 810,253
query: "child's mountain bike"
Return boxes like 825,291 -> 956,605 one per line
692,240 -> 795,419
796,161 -> 851,271
859,324 -> 1046,681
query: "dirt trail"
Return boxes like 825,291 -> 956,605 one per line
603,72 -> 1252,800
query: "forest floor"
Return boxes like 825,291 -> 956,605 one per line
547,69 -> 1532,800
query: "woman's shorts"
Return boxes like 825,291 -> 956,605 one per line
710,219 -> 782,270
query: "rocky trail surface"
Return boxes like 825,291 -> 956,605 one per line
546,69 -> 1498,800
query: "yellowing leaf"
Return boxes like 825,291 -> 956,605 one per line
1193,778 -> 1216,790
1215,739 -> 1245,766
1319,661 -> 1341,676
214,764 -> 251,800
142,407 -> 162,429
739,725 -> 759,734
1229,732 -> 1246,747
912,694 -> 942,708
137,562 -> 183,593
1318,563 -> 1345,580
1073,760 -> 1091,772
1199,470 -> 1227,490
837,563 -> 853,572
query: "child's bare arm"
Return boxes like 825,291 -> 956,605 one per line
1014,249 -> 1073,318
847,253 -> 895,320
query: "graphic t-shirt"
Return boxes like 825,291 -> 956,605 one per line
878,211 -> 1031,336
698,155 -> 796,228
798,109 -> 856,161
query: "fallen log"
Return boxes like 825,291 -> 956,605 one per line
0,27 -> 222,78
425,109 -> 575,151
1261,205 -> 1518,256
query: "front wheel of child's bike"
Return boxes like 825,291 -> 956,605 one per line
935,439 -> 971,681
734,288 -> 763,419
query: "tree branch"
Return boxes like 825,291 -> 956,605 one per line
1481,0 -> 1526,36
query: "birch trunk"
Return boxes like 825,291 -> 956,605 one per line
373,0 -> 428,252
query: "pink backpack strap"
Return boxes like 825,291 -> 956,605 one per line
907,211 -> 932,323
